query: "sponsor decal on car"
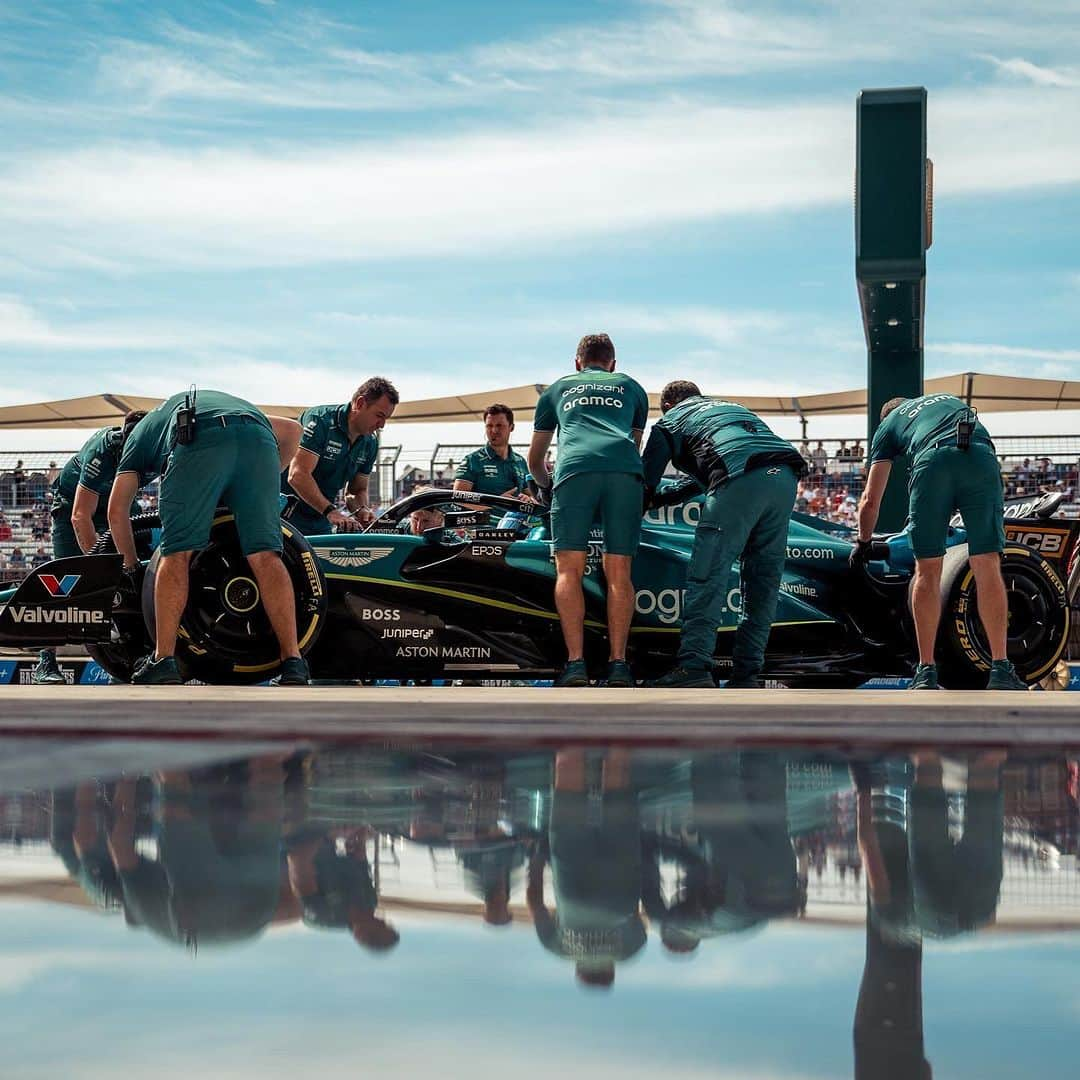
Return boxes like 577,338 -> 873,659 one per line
780,581 -> 818,598
39,574 -> 81,597
363,607 -> 400,621
786,545 -> 836,561
644,502 -> 701,528
1003,525 -> 1070,559
300,551 -> 324,597
634,586 -> 742,624
395,644 -> 492,659
314,546 -> 394,568
7,606 -> 106,625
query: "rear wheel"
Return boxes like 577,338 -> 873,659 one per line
142,512 -> 327,684
935,544 -> 1070,689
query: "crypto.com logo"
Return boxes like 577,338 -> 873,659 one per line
39,574 -> 80,597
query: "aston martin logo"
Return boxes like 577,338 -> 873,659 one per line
313,546 -> 394,568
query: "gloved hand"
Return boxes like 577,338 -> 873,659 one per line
526,478 -> 552,508
642,486 -> 658,514
848,539 -> 873,571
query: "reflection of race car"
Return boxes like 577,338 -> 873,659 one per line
0,488 -> 1073,687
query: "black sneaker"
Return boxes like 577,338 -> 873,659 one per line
554,659 -> 589,687
270,656 -> 310,686
131,655 -> 183,685
987,660 -> 1028,691
30,650 -> 65,685
645,665 -> 715,689
603,660 -> 634,687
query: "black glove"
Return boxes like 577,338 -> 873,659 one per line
642,486 -> 657,514
526,478 -> 552,508
848,539 -> 872,571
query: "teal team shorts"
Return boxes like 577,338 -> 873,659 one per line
550,471 -> 643,556
159,419 -> 283,557
908,445 -> 1005,560
50,511 -> 83,559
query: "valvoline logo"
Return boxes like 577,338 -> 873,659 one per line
39,573 -> 80,597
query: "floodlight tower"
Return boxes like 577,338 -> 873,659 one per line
855,87 -> 932,531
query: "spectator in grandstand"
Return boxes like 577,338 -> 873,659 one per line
45,460 -> 60,485
453,403 -> 531,507
31,545 -> 48,567
810,441 -> 828,476
795,483 -> 810,514
0,510 -> 10,542
282,377 -> 399,536
30,410 -> 149,684
109,390 -> 308,686
835,440 -> 851,464
851,440 -> 865,464
10,460 -> 27,505
528,333 -> 649,688
642,381 -> 806,688
9,546 -> 26,572
852,394 -> 1027,690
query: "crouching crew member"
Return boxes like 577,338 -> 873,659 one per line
853,393 -> 1026,690
642,381 -> 806,688
30,410 -> 147,685
107,390 -> 307,686
283,378 -> 399,536
528,333 -> 649,687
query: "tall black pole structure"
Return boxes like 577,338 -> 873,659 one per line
856,87 -> 932,531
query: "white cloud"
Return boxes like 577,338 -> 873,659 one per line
981,54 -> 1080,88
933,342 -> 1080,364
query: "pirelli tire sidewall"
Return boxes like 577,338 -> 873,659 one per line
142,514 -> 327,684
934,543 -> 1070,689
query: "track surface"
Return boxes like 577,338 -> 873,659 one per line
1,686 -> 1079,745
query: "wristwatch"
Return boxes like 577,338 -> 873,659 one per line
323,503 -> 335,517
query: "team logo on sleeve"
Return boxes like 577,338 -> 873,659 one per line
40,574 -> 81,597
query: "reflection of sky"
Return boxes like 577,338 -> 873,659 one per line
2,900 -> 1079,1079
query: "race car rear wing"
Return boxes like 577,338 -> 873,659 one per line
0,554 -> 122,646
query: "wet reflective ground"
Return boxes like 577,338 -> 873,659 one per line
2,737 -> 1079,1078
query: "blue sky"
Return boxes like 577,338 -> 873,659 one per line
2,1 -> 1080,454
4,900 -> 1080,1078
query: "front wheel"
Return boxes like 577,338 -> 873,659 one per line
935,544 -> 1070,689
142,513 -> 328,684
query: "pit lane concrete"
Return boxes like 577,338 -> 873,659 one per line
1,686 -> 1078,745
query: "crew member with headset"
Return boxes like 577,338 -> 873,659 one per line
852,393 -> 1027,690
527,333 -> 650,688
30,410 -> 147,685
107,389 -> 305,686
282,378 -> 399,536
641,380 -> 807,688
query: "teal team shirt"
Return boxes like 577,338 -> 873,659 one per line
533,370 -> 650,486
120,390 -> 270,483
53,426 -> 125,511
283,402 -> 378,509
642,396 -> 806,492
870,393 -> 993,466
453,444 -> 529,495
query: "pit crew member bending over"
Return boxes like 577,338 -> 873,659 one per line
282,378 -> 399,536
107,390 -> 306,686
853,394 -> 1026,690
453,403 -> 531,510
528,334 -> 649,687
31,410 -> 147,685
641,381 -> 806,688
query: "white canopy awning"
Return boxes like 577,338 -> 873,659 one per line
2,374 -> 1079,430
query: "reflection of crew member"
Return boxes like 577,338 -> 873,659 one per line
528,334 -> 649,687
50,783 -> 126,912
31,411 -> 146,685
106,761 -> 287,950
642,381 -> 806,688
853,394 -> 1026,690
283,378 -> 399,536
655,752 -> 798,953
108,390 -> 307,686
286,827 -> 400,951
527,749 -> 645,987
